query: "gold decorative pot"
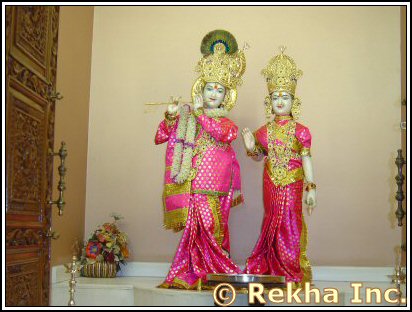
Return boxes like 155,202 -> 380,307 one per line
80,262 -> 117,278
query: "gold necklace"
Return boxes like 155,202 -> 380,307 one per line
267,119 -> 296,184
274,115 -> 293,121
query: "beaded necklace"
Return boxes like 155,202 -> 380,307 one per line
171,107 -> 228,184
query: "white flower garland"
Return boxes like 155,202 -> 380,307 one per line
171,106 -> 228,184
171,106 -> 196,184
170,108 -> 187,181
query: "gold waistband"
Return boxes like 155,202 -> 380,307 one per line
266,163 -> 304,186
163,182 -> 191,197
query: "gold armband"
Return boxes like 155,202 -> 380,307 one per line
305,182 -> 317,192
301,147 -> 311,157
164,111 -> 177,127
165,111 -> 177,121
246,144 -> 263,158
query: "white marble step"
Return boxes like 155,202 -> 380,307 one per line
51,263 -> 407,307
51,277 -> 406,306
52,262 -> 398,283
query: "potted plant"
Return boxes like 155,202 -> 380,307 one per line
80,213 -> 129,277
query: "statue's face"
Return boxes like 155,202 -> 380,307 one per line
271,91 -> 293,116
203,82 -> 226,109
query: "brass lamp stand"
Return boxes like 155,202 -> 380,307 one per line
64,241 -> 83,306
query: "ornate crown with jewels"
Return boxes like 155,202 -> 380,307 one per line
192,29 -> 246,112
262,46 -> 302,96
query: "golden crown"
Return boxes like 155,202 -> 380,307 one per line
262,46 -> 302,96
195,30 -> 246,90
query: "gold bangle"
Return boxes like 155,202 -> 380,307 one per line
165,111 -> 177,121
305,182 -> 316,192
247,150 -> 259,157
246,145 -> 262,157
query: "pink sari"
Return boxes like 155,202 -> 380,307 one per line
244,119 -> 312,285
155,112 -> 243,289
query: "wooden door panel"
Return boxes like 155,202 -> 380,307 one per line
6,260 -> 41,306
10,6 -> 52,81
6,5 -> 59,306
7,84 -> 47,216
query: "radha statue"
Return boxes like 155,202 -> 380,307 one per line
155,30 -> 246,289
241,47 -> 316,286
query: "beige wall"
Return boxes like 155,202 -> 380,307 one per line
51,6 -> 94,266
86,6 -> 402,266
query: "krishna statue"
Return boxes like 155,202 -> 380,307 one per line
242,47 -> 317,286
155,30 -> 246,289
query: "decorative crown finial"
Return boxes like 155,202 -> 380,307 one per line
261,48 -> 302,96
243,42 -> 250,51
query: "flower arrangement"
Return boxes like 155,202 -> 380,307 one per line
80,213 -> 129,273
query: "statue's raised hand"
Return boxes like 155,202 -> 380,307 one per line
167,96 -> 180,115
241,128 -> 256,152
194,94 -> 204,111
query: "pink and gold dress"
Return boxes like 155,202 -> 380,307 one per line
244,115 -> 312,285
155,110 -> 243,289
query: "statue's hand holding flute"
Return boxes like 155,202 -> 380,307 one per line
167,95 -> 205,116
167,96 -> 181,116
145,96 -> 195,115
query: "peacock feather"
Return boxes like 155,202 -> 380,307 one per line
200,29 -> 238,56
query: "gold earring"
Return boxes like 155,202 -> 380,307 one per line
291,97 -> 301,120
264,95 -> 272,121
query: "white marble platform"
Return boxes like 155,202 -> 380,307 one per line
50,263 -> 407,307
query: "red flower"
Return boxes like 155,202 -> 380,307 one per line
103,223 -> 114,232
86,242 -> 102,259
97,233 -> 106,243
105,252 -> 115,263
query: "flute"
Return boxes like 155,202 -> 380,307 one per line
144,99 -> 193,113
145,101 -> 193,106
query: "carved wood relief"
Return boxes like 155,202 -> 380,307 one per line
6,6 -> 60,306
6,262 -> 40,306
7,92 -> 45,215
16,6 -> 48,61
11,6 -> 51,80
49,6 -> 59,87
42,6 -> 60,306
8,58 -> 49,100
6,228 -> 41,247
11,109 -> 42,204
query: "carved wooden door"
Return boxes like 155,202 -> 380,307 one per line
5,6 -> 60,306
